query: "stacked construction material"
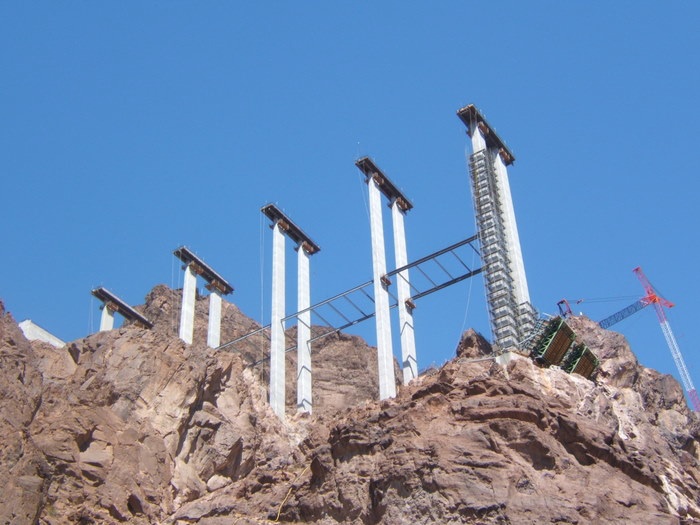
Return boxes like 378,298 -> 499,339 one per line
526,316 -> 599,380
530,317 -> 575,367
562,343 -> 600,379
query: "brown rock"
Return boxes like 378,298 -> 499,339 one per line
0,300 -> 47,525
455,328 -> 493,359
265,352 -> 700,524
1,288 -> 699,524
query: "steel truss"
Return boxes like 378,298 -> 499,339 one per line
217,236 -> 482,365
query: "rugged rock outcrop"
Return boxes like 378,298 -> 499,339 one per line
140,284 -> 393,416
0,300 -> 46,525
0,290 -> 698,524
173,324 -> 700,524
0,286 -> 386,524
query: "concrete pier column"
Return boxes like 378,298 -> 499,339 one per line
99,306 -> 115,332
270,222 -> 286,419
493,153 -> 530,306
179,264 -> 197,344
471,123 -> 488,152
261,203 -> 319,418
391,201 -> 417,384
297,246 -> 312,413
207,290 -> 222,348
368,176 -> 397,400
458,104 -> 533,351
173,247 -> 233,346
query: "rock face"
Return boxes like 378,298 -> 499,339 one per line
0,300 -> 46,525
281,357 -> 699,524
0,291 -> 698,524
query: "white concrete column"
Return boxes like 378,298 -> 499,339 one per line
179,264 -> 196,344
99,306 -> 115,332
391,202 -> 417,385
493,153 -> 530,306
297,246 -> 312,413
270,222 -> 286,419
471,124 -> 487,152
368,176 -> 396,400
207,290 -> 222,348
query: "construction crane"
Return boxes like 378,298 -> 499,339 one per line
557,298 -> 584,318
598,267 -> 699,412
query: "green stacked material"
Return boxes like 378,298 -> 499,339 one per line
530,317 -> 576,367
563,343 -> 600,379
525,316 -> 600,381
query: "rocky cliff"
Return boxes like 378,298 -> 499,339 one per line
1,288 -> 698,524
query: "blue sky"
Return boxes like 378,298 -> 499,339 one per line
2,3 -> 699,403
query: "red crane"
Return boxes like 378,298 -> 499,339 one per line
598,267 -> 699,412
557,298 -> 584,318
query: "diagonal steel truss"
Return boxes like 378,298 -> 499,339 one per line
217,235 -> 482,365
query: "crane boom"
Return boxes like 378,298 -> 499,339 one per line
598,299 -> 648,329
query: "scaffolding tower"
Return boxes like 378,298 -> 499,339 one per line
458,105 -> 536,351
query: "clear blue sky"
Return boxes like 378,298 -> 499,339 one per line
2,3 -> 699,402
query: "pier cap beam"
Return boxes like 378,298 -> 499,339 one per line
456,104 -> 515,166
173,246 -> 234,295
355,157 -> 413,212
261,204 -> 321,254
91,287 -> 153,328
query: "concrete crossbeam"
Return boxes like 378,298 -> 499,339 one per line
19,320 -> 65,348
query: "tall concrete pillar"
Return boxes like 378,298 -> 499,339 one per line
207,290 -> 222,348
391,201 -> 417,384
270,222 -> 286,419
368,176 -> 397,400
297,246 -> 312,413
99,306 -> 115,332
493,153 -> 530,306
179,264 -> 196,344
471,124 -> 487,152
459,104 -> 534,349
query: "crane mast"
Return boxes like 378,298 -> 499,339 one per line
599,267 -> 699,412
654,306 -> 700,410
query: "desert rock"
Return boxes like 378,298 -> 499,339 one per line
0,291 -> 698,524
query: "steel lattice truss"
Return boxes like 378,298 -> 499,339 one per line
217,235 -> 482,365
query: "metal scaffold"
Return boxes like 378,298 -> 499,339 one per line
458,104 -> 537,352
468,150 -> 520,351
